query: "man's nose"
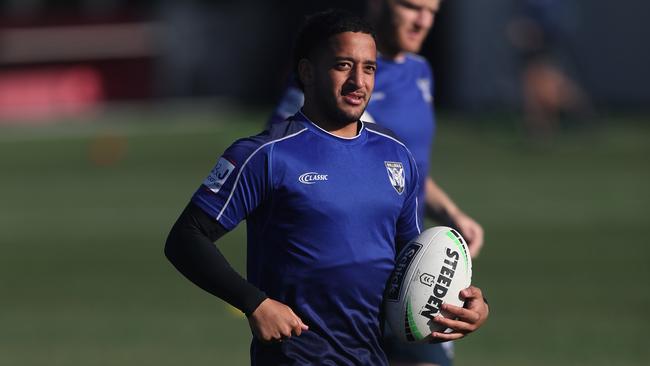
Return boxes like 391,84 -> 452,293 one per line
415,9 -> 433,29
348,67 -> 365,88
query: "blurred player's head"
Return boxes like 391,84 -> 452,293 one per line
368,0 -> 441,57
295,10 -> 377,126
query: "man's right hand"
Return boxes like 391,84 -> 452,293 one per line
248,298 -> 309,343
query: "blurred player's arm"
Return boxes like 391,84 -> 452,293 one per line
267,84 -> 304,127
164,202 -> 307,341
424,177 -> 484,258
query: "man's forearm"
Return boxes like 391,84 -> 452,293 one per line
424,177 -> 460,224
424,177 -> 485,258
164,203 -> 267,316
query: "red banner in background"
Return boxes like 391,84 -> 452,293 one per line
0,67 -> 103,123
0,19 -> 156,124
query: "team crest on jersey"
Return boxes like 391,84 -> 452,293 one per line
385,161 -> 405,194
204,157 -> 235,194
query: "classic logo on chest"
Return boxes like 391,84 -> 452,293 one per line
385,161 -> 405,194
298,172 -> 328,185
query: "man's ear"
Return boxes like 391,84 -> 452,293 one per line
298,59 -> 314,87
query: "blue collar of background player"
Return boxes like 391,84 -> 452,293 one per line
294,110 -> 368,145
377,52 -> 426,65
377,52 -> 406,64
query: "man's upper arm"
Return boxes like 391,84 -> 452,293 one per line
164,201 -> 268,315
191,137 -> 271,230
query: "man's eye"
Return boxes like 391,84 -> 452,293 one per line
365,65 -> 377,74
398,0 -> 420,11
335,63 -> 352,70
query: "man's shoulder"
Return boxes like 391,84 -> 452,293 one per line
365,123 -> 407,148
225,119 -> 309,160
404,53 -> 430,66
404,53 -> 433,76
375,53 -> 432,83
266,118 -> 309,141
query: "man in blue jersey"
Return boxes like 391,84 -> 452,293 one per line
165,10 -> 488,366
269,3 -> 483,365
270,0 -> 484,260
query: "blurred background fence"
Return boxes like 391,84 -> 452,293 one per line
0,0 -> 648,121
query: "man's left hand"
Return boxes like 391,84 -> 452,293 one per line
430,286 -> 489,342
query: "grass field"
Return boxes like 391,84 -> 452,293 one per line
1,108 -> 648,365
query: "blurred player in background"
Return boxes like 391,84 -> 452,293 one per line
269,2 -> 484,364
506,0 -> 593,143
166,9 -> 488,366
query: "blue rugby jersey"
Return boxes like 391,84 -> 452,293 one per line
192,112 -> 421,365
268,53 -> 436,205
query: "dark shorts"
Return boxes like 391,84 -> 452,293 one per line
383,329 -> 453,366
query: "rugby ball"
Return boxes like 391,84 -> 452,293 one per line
384,226 -> 472,343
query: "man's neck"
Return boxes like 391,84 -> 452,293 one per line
376,41 -> 406,62
300,107 -> 360,138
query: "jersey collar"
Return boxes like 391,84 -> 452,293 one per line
294,110 -> 368,145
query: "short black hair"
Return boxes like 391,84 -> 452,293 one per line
293,9 -> 376,88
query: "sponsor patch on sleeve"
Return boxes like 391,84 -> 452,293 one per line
203,157 -> 235,194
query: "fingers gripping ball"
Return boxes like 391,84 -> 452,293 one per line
384,227 -> 472,343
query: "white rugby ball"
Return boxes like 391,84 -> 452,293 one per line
384,226 -> 472,343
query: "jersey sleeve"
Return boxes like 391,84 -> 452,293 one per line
395,150 -> 422,248
266,78 -> 304,127
191,137 -> 271,231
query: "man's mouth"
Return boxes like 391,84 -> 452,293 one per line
342,92 -> 365,106
407,28 -> 424,40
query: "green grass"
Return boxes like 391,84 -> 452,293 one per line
1,110 -> 648,365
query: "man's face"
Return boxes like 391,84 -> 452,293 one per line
387,0 -> 440,53
308,32 -> 377,124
